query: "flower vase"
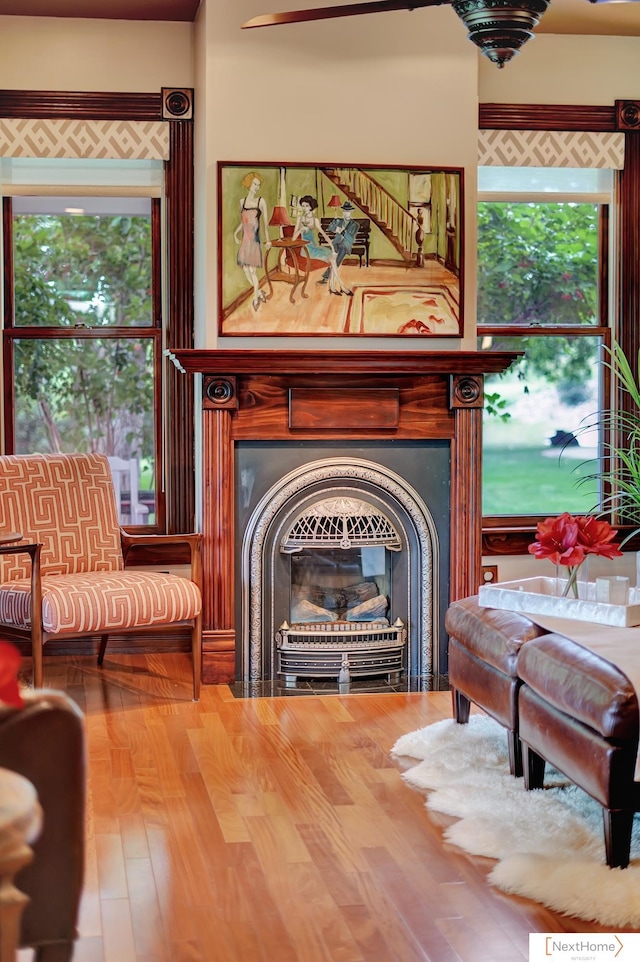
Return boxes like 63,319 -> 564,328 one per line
554,558 -> 590,599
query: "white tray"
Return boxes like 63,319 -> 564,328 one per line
478,577 -> 640,628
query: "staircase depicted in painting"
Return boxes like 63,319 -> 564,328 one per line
321,166 -> 415,263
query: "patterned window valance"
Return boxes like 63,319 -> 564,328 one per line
0,118 -> 169,161
478,129 -> 625,169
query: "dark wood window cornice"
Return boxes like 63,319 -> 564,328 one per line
0,89 -> 162,120
479,103 -> 617,131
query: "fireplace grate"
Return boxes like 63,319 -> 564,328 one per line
275,619 -> 406,687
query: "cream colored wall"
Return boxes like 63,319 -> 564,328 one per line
194,1 -> 479,350
0,16 -> 193,91
479,34 -> 640,104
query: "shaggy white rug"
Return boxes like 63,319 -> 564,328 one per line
391,715 -> 640,927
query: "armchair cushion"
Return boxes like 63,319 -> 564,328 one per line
0,570 -> 201,633
0,452 -> 122,580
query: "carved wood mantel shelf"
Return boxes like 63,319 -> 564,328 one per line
171,350 -> 519,684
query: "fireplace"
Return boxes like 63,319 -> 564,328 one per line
170,350 -> 518,687
239,452 -> 445,687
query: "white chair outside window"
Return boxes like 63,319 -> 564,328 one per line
107,456 -> 150,525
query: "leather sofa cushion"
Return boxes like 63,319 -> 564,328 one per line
445,596 -> 548,676
517,633 -> 639,741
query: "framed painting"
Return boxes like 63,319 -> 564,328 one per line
218,161 -> 464,338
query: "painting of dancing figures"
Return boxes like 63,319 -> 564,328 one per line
218,161 -> 463,337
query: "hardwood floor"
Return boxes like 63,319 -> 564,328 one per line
16,653 -> 620,961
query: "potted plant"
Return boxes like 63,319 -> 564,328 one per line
581,340 -> 640,544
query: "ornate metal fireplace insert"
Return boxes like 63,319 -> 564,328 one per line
275,495 -> 407,688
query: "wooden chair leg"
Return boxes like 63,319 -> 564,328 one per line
522,743 -> 546,790
96,634 -> 109,666
31,633 -> 44,689
603,808 -> 634,868
191,614 -> 202,702
452,687 -> 471,724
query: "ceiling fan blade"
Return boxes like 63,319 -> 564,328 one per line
242,0 -> 449,30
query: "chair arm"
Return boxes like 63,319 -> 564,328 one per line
120,532 -> 203,588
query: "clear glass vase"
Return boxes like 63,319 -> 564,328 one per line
554,558 -> 590,599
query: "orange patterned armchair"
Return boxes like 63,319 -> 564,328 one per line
0,453 -> 203,699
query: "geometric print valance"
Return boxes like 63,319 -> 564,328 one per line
0,118 -> 170,160
478,129 -> 625,169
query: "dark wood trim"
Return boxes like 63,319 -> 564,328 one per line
451,406 -> 483,599
165,120 -> 195,533
479,103 -> 617,131
2,198 -> 15,454
0,89 -> 162,120
201,408 -> 236,683
482,526 -> 536,556
599,204 -> 610,329
171,350 -> 522,377
617,133 -> 640,382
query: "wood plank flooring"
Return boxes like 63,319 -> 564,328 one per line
16,653 -> 625,961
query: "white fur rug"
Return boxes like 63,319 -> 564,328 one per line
391,715 -> 640,927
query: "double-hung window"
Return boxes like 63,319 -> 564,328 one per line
478,166 -> 612,535
2,158 -> 164,528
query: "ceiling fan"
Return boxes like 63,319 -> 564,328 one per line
242,0 -> 626,69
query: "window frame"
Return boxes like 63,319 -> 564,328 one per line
2,193 -> 165,530
478,183 -> 612,554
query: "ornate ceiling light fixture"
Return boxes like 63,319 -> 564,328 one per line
451,0 -> 550,67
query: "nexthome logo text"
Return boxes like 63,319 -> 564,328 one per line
529,934 -> 627,961
546,936 -> 624,956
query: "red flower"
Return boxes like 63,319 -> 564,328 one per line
575,515 -> 623,560
529,513 -> 622,567
528,512 -> 585,567
0,641 -> 23,708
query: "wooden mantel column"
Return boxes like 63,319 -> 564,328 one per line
171,350 -> 519,684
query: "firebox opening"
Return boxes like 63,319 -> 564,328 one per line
289,548 -> 390,625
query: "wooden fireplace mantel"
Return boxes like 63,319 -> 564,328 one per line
170,349 -> 520,377
171,349 -> 520,684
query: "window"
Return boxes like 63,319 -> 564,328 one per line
478,167 -> 612,530
2,188 -> 163,528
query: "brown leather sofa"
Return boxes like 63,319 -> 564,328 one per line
445,596 -> 549,775
0,690 -> 85,961
517,633 -> 640,869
